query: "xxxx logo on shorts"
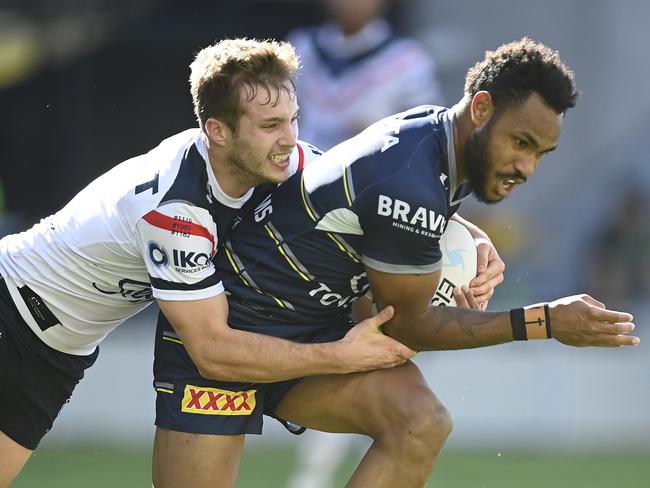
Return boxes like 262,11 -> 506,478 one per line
181,385 -> 257,416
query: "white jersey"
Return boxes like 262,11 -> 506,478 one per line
288,19 -> 444,150
0,129 -> 314,355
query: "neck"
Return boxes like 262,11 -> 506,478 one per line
205,142 -> 253,199
449,97 -> 474,184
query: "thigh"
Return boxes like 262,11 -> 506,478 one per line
275,361 -> 440,436
0,286 -> 97,450
153,428 -> 244,488
0,431 -> 32,488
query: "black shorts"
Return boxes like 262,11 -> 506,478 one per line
0,278 -> 98,450
153,311 -> 303,436
153,305 -> 353,437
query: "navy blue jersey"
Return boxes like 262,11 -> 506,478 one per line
217,106 -> 471,335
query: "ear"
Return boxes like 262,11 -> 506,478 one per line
470,91 -> 494,129
204,118 -> 232,147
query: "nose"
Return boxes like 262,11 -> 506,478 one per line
513,153 -> 538,179
279,122 -> 298,148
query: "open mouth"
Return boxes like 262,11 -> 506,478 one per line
499,178 -> 519,196
269,153 -> 291,168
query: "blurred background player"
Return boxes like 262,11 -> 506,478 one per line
287,1 -> 446,484
287,0 -> 443,150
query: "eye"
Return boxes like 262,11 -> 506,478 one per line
514,137 -> 528,148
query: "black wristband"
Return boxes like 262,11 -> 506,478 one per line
510,308 -> 527,341
543,304 -> 552,339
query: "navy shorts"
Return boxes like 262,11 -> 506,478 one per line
153,303 -> 352,436
0,278 -> 98,449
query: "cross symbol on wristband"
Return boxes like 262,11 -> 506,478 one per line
525,317 -> 545,327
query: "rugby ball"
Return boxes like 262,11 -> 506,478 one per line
432,220 -> 478,307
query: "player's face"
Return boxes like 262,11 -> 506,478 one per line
227,83 -> 299,187
465,92 -> 562,204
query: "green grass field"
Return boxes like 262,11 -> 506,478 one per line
14,444 -> 650,487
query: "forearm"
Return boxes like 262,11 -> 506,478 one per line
385,306 -> 512,351
195,327 -> 345,383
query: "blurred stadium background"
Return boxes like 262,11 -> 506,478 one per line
1,0 -> 649,486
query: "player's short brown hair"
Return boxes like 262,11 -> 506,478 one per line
464,37 -> 577,114
190,38 -> 299,131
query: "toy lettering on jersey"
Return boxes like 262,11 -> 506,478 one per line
172,249 -> 211,273
92,278 -> 153,303
181,385 -> 257,416
377,195 -> 446,237
309,273 -> 369,308
171,215 -> 193,238
430,277 -> 455,306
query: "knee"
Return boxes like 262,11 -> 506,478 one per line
403,393 -> 453,449
372,389 -> 453,451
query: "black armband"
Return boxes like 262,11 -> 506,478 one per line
510,304 -> 552,341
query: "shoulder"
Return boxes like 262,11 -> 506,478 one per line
290,140 -> 323,173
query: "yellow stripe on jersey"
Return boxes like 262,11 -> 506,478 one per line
224,241 -> 290,309
300,174 -> 318,222
162,336 -> 183,345
342,165 -> 353,207
224,245 -> 253,288
324,232 -> 361,263
264,224 -> 311,281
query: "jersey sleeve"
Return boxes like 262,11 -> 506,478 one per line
290,140 -> 323,174
134,202 -> 224,301
357,178 -> 447,275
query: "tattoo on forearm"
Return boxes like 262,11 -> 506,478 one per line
433,307 -> 497,338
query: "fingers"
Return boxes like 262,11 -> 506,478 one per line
362,305 -> 394,330
588,306 -> 633,324
453,286 -> 469,307
453,286 -> 481,309
475,245 -> 490,274
385,337 -> 417,361
588,333 -> 640,347
597,321 -> 635,336
470,246 -> 505,288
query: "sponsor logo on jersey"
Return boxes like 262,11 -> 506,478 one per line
92,278 -> 153,303
148,241 -> 169,267
430,277 -> 455,306
181,385 -> 256,416
377,195 -> 446,238
172,249 -> 211,273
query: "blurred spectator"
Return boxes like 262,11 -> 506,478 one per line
585,187 -> 650,308
287,0 -> 443,150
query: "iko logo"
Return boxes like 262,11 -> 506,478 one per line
377,195 -> 446,236
148,241 -> 169,267
172,249 -> 210,268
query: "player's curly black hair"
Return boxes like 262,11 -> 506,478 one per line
464,37 -> 577,114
